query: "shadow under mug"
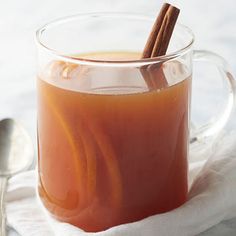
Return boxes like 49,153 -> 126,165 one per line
36,13 -> 236,232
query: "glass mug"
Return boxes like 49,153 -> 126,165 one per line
36,13 -> 236,232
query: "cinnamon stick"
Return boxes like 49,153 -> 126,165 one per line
142,3 -> 171,59
141,3 -> 180,90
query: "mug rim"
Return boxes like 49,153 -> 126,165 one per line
36,12 -> 195,67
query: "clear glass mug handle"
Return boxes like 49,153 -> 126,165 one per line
190,50 -> 236,150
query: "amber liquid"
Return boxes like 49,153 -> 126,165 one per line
37,52 -> 190,232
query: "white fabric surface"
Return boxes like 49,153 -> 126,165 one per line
5,131 -> 236,236
0,0 -> 236,235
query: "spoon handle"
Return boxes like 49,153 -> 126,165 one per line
0,177 -> 7,236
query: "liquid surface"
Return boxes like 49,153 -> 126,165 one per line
37,52 -> 190,232
76,51 -> 141,61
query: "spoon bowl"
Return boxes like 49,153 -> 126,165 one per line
0,119 -> 34,176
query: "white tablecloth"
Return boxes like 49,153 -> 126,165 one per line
0,0 -> 236,235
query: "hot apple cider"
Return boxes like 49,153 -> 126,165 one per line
37,52 -> 190,232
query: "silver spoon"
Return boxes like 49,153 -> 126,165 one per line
0,119 -> 34,236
